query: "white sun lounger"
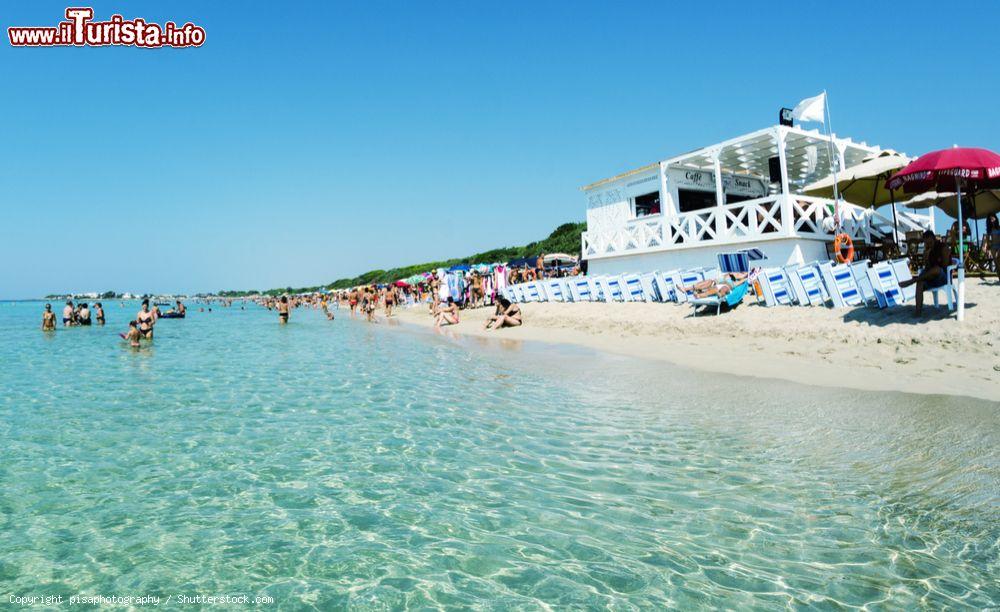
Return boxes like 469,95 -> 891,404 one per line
786,264 -> 825,306
523,281 -> 543,302
511,284 -> 526,303
653,269 -> 681,302
798,263 -> 827,306
818,261 -> 864,307
757,268 -> 795,306
849,260 -> 876,305
569,276 -> 594,302
603,276 -> 626,302
666,269 -> 703,303
543,278 -> 566,302
621,274 -> 645,302
639,272 -> 661,302
866,261 -> 906,308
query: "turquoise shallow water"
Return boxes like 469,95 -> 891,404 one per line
0,300 -> 998,609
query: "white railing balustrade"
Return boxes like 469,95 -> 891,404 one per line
581,195 -> 934,259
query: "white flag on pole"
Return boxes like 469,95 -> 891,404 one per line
792,92 -> 826,123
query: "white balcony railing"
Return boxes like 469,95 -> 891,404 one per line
581,195 -> 932,260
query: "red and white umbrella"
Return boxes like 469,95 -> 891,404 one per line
886,147 -> 1000,321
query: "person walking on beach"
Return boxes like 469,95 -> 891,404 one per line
349,288 -> 359,316
62,300 -> 74,326
277,295 -> 290,324
136,299 -> 156,339
384,286 -> 396,318
42,304 -> 56,331
95,302 -> 105,326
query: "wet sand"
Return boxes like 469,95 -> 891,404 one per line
394,277 -> 1000,402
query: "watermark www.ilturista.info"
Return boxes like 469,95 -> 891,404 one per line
8,7 -> 205,48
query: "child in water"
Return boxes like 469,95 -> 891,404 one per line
123,320 -> 141,347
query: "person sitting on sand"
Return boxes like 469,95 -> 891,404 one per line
435,297 -> 460,327
679,272 -> 747,299
123,320 -> 141,347
42,303 -> 56,331
484,297 -> 521,330
900,230 -> 952,316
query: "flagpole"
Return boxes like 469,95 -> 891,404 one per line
822,90 -> 842,233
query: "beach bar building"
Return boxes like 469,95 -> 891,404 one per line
581,125 -> 934,275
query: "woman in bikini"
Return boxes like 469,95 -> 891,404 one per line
680,272 -> 747,299
435,297 -> 460,327
136,299 -> 156,339
277,295 -> 290,324
484,297 -> 521,330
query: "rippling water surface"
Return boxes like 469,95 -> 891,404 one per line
0,300 -> 998,609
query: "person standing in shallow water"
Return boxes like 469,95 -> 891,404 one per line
95,302 -> 105,325
277,295 -> 290,324
136,299 -> 156,339
62,300 -> 74,326
42,304 -> 56,331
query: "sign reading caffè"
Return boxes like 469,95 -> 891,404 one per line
668,168 -> 766,198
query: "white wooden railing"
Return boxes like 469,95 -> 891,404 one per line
581,195 -> 933,260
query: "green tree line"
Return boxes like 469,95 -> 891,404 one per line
216,222 -> 585,297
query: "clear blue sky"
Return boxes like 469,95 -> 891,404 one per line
2,0 -> 998,298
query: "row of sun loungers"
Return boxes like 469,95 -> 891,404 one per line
501,268 -> 721,306
501,254 -> 957,313
756,258 -> 956,310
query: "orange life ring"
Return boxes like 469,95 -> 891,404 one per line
834,233 -> 854,263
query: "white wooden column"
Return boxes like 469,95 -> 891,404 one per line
712,148 -> 725,239
775,126 -> 793,236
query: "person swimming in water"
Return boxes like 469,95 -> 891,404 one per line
42,303 -> 56,331
277,295 -> 290,323
136,299 -> 156,339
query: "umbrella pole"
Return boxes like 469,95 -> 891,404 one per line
890,191 -> 900,247
956,177 -> 965,322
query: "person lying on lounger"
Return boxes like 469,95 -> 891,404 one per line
679,272 -> 747,299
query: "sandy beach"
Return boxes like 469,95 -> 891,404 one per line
395,277 -> 1000,402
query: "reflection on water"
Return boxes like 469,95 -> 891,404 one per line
0,301 -> 997,608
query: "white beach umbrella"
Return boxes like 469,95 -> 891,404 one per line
904,189 -> 1000,220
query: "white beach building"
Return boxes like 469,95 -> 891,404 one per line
581,125 -> 934,275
